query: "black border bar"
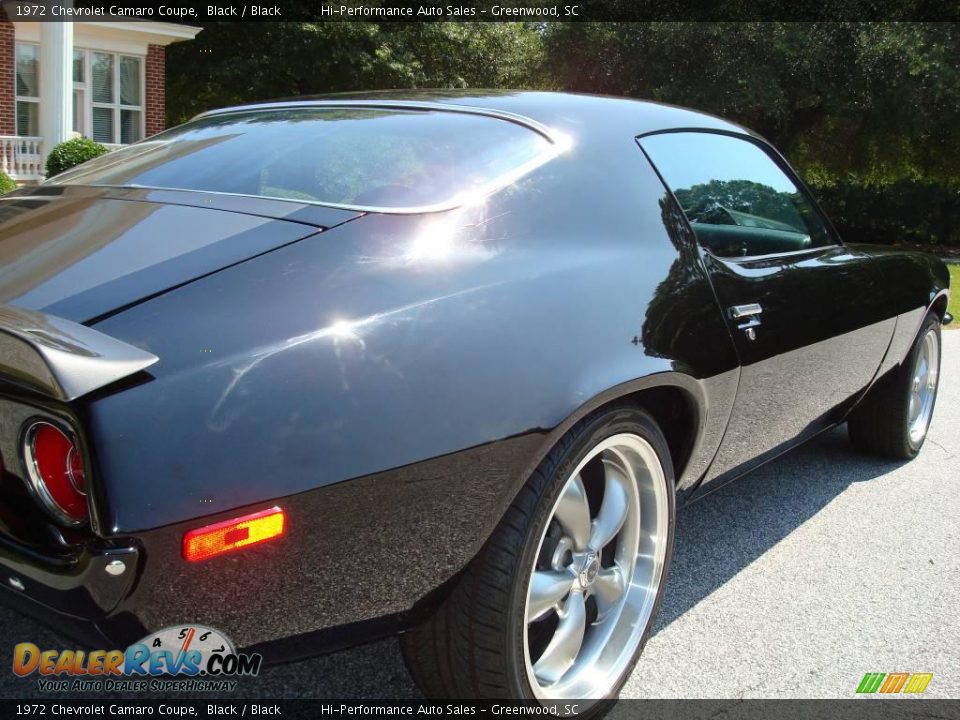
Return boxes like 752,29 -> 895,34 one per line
1,699 -> 959,718
4,0 -> 960,22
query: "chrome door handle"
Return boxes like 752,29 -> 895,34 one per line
729,303 -> 762,320
729,303 -> 762,340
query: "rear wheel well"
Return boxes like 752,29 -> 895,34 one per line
414,384 -> 699,617
617,386 -> 697,484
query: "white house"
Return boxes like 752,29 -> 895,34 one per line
0,7 -> 200,182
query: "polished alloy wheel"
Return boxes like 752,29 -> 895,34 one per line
523,433 -> 669,699
908,328 -> 940,444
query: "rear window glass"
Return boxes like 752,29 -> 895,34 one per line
49,107 -> 555,210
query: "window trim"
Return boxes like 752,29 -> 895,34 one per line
194,100 -> 560,145
636,127 -> 844,262
16,42 -> 146,145
15,98 -> 40,137
14,42 -> 40,138
84,48 -> 146,145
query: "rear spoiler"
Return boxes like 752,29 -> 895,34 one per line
0,304 -> 158,401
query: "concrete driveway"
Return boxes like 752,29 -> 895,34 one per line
1,331 -> 956,700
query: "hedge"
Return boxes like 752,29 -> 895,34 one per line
0,170 -> 15,194
811,181 -> 960,248
45,137 -> 110,178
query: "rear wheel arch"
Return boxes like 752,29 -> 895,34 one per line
401,402 -> 677,703
409,377 -> 702,621
611,385 -> 697,484
522,376 -> 705,495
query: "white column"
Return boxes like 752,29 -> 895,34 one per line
39,20 -> 73,155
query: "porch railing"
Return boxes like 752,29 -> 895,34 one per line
0,136 -> 44,182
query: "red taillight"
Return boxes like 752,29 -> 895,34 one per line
23,421 -> 88,525
182,507 -> 285,562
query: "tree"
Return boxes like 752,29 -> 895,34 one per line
542,22 -> 960,188
674,179 -> 802,229
164,21 -> 960,244
166,22 -> 546,125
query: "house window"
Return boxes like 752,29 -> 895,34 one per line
86,50 -> 144,145
72,49 -> 84,135
72,48 -> 83,83
16,44 -> 145,145
15,44 -> 39,137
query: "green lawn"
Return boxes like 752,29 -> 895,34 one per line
949,263 -> 960,327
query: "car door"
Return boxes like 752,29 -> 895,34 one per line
639,130 -> 897,488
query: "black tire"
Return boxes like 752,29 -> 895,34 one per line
399,405 -> 676,710
848,312 -> 942,460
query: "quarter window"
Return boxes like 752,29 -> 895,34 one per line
640,132 -> 834,258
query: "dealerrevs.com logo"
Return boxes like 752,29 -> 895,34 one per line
13,625 -> 262,692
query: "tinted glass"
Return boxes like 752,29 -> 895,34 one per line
16,44 -> 38,98
16,101 -> 38,136
92,107 -> 113,144
119,56 -> 141,106
121,109 -> 142,144
640,132 -> 834,257
92,52 -> 114,104
73,49 -> 84,83
51,108 -> 555,209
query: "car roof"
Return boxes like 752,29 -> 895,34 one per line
196,90 -> 752,143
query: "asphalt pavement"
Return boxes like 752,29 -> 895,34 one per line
0,331 -> 956,700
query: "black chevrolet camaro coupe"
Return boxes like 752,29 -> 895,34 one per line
0,91 -> 950,705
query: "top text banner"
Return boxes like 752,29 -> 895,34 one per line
3,0 -> 958,22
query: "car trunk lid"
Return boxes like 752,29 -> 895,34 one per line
0,185 -> 361,325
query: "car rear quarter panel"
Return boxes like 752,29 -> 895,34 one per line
82,128 -> 740,645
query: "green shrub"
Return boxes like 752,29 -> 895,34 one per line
811,181 -> 960,247
0,170 -> 15,194
45,137 -> 109,178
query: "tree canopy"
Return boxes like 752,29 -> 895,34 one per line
166,22 -> 545,124
542,23 -> 960,188
166,21 -> 960,243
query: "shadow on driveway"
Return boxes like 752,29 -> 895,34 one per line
655,425 -> 903,632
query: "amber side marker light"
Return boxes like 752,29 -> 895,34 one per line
182,507 -> 285,562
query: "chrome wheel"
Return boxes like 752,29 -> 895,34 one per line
523,433 -> 669,700
908,328 -> 939,445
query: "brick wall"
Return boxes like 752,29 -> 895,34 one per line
145,43 -> 165,137
0,9 -> 15,136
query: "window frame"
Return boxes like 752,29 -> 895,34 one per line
82,48 -> 146,145
16,43 -> 146,145
14,42 -> 40,138
636,128 -> 844,262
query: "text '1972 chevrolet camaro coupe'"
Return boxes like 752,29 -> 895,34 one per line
0,91 -> 950,708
